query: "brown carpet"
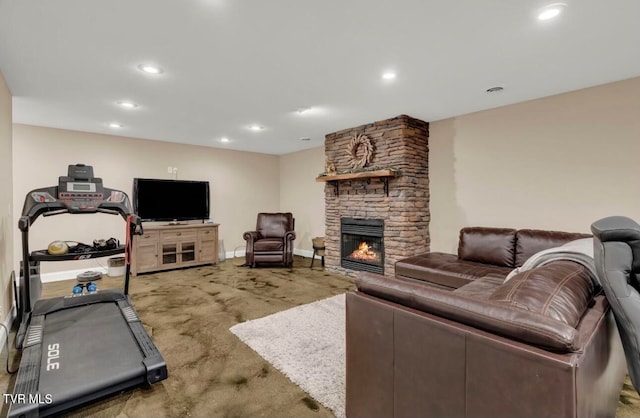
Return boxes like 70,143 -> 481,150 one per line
1,255 -> 639,417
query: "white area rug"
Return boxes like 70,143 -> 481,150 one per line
230,294 -> 346,418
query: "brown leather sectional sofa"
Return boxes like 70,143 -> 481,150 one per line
346,227 -> 627,418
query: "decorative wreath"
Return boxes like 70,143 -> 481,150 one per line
347,133 -> 374,168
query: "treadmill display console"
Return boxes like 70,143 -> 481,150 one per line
57,164 -> 105,212
20,164 -> 132,225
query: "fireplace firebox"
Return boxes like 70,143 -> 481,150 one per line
341,218 -> 384,274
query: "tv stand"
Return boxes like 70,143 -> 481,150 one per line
132,223 -> 219,275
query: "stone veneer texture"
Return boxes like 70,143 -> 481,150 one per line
323,114 -> 429,277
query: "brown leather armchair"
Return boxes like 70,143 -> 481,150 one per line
243,212 -> 296,268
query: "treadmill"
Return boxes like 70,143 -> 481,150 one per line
8,164 -> 168,418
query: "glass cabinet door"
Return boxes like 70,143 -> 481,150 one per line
181,242 -> 196,263
162,243 -> 178,265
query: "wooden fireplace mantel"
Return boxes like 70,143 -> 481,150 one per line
316,169 -> 398,196
315,169 -> 397,182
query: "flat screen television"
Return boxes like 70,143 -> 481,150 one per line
133,178 -> 210,222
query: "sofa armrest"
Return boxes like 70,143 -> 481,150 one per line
284,230 -> 296,264
242,231 -> 260,265
243,231 -> 260,242
243,230 -> 260,244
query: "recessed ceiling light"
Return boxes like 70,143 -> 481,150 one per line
486,86 -> 504,93
538,3 -> 566,20
220,137 -> 230,143
137,64 -> 164,75
382,71 -> 396,80
117,101 -> 138,109
249,124 -> 264,131
293,106 -> 328,117
108,122 -> 123,128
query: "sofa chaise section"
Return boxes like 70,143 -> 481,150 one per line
395,227 -> 591,289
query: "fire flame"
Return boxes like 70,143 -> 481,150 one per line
349,241 -> 381,262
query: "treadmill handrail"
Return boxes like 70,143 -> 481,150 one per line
17,184 -> 140,328
20,186 -> 132,230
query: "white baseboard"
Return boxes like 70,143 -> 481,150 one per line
225,249 -> 313,259
39,249 -> 313,282
0,304 -> 16,357
41,267 -> 108,283
226,248 -> 245,259
295,249 -> 314,258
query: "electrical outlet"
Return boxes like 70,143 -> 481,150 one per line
167,166 -> 173,173
172,167 -> 178,174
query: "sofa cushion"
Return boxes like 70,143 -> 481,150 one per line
515,229 -> 592,267
395,253 -> 513,289
458,227 -> 517,267
452,274 -> 505,300
488,261 -> 596,328
254,238 -> 284,252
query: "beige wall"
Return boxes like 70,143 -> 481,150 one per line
12,125 -> 280,274
429,77 -> 640,253
279,146 -> 326,253
0,71 -> 13,321
10,76 -> 640,280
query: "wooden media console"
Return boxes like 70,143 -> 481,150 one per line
131,223 -> 219,275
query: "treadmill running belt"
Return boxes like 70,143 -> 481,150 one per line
39,302 -> 146,406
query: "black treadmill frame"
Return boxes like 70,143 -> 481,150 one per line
9,167 -> 168,418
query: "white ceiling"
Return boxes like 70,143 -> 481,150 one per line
1,0 -> 639,155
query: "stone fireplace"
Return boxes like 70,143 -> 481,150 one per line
321,114 -> 429,277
